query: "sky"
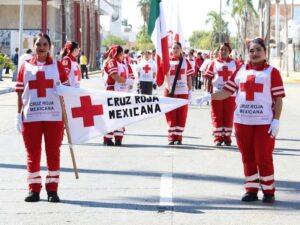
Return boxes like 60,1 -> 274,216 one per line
121,0 -> 260,40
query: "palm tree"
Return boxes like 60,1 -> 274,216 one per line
205,10 -> 230,47
226,0 -> 258,57
137,0 -> 150,30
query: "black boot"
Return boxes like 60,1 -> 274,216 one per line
115,139 -> 122,146
262,194 -> 275,203
176,140 -> 182,145
168,140 -> 175,145
47,192 -> 60,203
104,140 -> 114,146
241,192 -> 258,202
24,192 -> 40,202
215,141 -> 223,146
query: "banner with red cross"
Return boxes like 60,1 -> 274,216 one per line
59,85 -> 188,144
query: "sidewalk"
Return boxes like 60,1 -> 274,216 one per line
281,71 -> 300,83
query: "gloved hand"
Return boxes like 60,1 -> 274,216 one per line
152,80 -> 157,90
196,92 -> 211,105
188,90 -> 192,104
125,78 -> 134,86
15,113 -> 23,133
268,119 -> 280,138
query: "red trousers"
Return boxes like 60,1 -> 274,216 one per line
211,97 -> 235,143
164,91 -> 188,141
22,121 -> 64,193
234,123 -> 275,195
104,128 -> 125,142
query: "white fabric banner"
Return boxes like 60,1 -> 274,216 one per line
60,85 -> 188,144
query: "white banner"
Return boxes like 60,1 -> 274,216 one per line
60,85 -> 188,144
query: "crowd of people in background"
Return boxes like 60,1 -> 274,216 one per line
6,29 -> 284,205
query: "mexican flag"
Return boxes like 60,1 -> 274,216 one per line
148,0 -> 170,87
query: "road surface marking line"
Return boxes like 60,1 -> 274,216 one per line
159,173 -> 174,208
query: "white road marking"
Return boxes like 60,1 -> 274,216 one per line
159,173 -> 174,208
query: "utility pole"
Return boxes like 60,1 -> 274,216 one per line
243,9 -> 248,60
284,0 -> 289,77
275,0 -> 281,56
18,0 -> 24,55
219,0 -> 222,44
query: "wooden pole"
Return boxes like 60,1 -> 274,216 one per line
59,94 -> 79,179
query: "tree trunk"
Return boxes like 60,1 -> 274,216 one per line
89,0 -> 96,71
61,0 -> 66,48
80,0 -> 85,53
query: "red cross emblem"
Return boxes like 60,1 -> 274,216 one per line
28,71 -> 54,97
170,64 -> 185,80
143,64 -> 151,73
217,66 -> 232,82
75,69 -> 81,79
71,96 -> 104,127
119,67 -> 127,79
240,75 -> 264,101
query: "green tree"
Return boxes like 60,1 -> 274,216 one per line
205,10 -> 230,46
102,35 -> 126,48
226,0 -> 258,56
136,25 -> 154,51
189,30 -> 214,50
137,0 -> 150,30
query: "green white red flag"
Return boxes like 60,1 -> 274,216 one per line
148,0 -> 170,87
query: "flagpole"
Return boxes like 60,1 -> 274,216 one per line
59,95 -> 79,179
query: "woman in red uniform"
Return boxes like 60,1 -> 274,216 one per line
203,42 -> 239,146
61,41 -> 81,87
103,45 -> 135,146
15,33 -> 69,202
164,42 -> 193,145
197,38 -> 285,203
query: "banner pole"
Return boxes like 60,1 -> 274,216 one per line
59,95 -> 79,179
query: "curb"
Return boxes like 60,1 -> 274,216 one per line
0,87 -> 15,95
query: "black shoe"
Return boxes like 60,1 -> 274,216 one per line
24,192 -> 40,202
86,77 -> 89,79
215,141 -> 222,146
47,192 -> 60,203
104,140 -> 114,146
115,139 -> 122,146
241,192 -> 258,202
262,194 -> 275,203
168,140 -> 175,145
224,141 -> 231,146
176,140 -> 182,145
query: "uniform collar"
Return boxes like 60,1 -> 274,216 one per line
246,62 -> 269,71
217,57 -> 231,63
28,54 -> 53,65
171,56 -> 182,61
67,53 -> 77,62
